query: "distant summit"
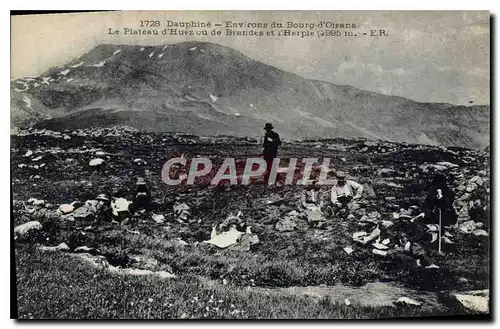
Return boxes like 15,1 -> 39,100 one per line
10,41 -> 490,149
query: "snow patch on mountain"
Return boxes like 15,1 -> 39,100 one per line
158,53 -> 164,59
113,49 -> 122,56
58,69 -> 71,76
149,51 -> 155,58
23,95 -> 32,109
70,61 -> 84,68
209,94 -> 218,102
14,81 -> 29,92
93,61 -> 106,67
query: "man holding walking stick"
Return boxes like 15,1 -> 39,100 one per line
418,173 -> 458,253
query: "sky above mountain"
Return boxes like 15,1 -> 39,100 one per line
11,11 -> 489,105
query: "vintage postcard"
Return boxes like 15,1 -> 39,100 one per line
11,11 -> 490,319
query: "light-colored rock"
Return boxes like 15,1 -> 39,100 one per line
73,206 -> 94,221
372,249 -> 388,256
451,290 -> 489,313
343,246 -> 354,255
459,220 -> 477,234
58,204 -> 74,214
14,221 -> 42,238
473,229 -> 489,237
396,297 -> 422,306
89,158 -> 105,167
372,242 -> 389,250
469,176 -> 484,187
152,214 -> 165,223
466,183 -> 477,193
381,220 -> 394,229
56,242 -> 70,251
74,246 -> 94,253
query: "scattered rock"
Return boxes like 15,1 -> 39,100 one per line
40,242 -> 70,252
353,231 -> 367,240
396,297 -> 422,306
372,249 -> 388,256
457,207 -> 469,222
469,176 -> 484,187
343,246 -> 354,255
89,158 -> 105,167
58,204 -> 74,214
447,290 -> 489,313
435,161 -> 459,169
458,220 -> 477,234
14,221 -> 42,239
74,246 -> 95,253
472,229 -> 489,237
466,183 -> 477,193
381,220 -> 394,229
152,214 -> 165,223
73,206 -> 94,221
372,242 -> 389,250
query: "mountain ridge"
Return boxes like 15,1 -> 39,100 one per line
10,41 -> 490,149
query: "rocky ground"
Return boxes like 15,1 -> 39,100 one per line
12,127 -> 490,319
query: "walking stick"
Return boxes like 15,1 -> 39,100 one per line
438,208 -> 442,253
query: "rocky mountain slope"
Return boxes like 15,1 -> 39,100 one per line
10,41 -> 490,149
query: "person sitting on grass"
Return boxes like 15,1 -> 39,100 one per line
300,180 -> 327,229
328,171 -> 364,219
388,231 -> 439,269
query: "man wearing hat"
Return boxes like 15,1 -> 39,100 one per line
262,123 -> 281,183
329,170 -> 364,219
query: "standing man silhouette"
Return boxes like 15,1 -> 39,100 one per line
262,123 -> 281,183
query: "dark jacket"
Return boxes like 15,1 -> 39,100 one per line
422,183 -> 457,227
263,131 -> 281,158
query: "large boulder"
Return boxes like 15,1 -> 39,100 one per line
58,204 -> 74,214
14,221 -> 43,239
73,206 -> 94,221
446,290 -> 489,314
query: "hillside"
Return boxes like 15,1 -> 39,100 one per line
10,41 -> 490,149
